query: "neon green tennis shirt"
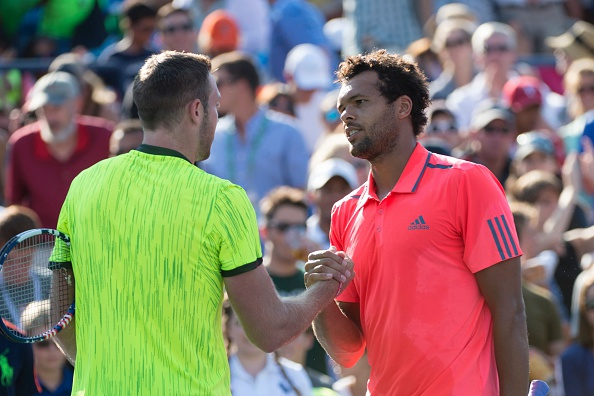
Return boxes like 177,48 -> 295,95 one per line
55,145 -> 262,395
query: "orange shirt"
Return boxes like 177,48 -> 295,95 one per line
331,143 -> 521,396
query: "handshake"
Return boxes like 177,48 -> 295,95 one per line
303,246 -> 356,298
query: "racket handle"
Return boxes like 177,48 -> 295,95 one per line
527,380 -> 550,396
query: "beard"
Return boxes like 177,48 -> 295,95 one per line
350,104 -> 399,162
196,111 -> 215,162
39,121 -> 76,144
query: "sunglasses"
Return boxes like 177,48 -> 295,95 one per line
427,121 -> 457,134
586,299 -> 594,310
162,23 -> 193,35
268,222 -> 307,233
578,85 -> 594,95
483,125 -> 511,134
484,44 -> 510,54
445,36 -> 470,49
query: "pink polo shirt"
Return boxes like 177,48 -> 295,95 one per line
331,143 -> 521,396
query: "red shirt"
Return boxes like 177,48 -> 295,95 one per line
5,115 -> 113,228
331,143 -> 522,396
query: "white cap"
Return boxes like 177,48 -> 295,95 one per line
284,43 -> 331,90
308,158 -> 359,191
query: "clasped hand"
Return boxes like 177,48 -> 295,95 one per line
304,246 -> 355,297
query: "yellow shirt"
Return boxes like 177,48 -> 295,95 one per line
56,145 -> 262,395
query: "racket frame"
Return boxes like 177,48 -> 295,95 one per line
0,228 -> 75,343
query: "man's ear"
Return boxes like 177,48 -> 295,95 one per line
397,96 -> 413,120
189,98 -> 202,124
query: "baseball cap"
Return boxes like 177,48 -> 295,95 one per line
198,10 -> 239,55
27,71 -> 80,111
546,20 -> 594,60
502,76 -> 543,112
514,131 -> 555,161
308,158 -> 359,191
284,44 -> 331,90
470,100 -> 513,131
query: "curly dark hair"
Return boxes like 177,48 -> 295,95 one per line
336,49 -> 430,136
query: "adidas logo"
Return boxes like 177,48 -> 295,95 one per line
408,215 -> 429,230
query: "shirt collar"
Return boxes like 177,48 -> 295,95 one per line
33,120 -> 90,160
134,144 -> 191,163
356,143 -> 432,209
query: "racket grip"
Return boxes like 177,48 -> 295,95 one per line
527,380 -> 550,396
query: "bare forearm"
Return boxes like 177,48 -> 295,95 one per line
493,311 -> 529,396
54,318 -> 77,366
313,302 -> 365,367
239,280 -> 340,352
51,268 -> 76,365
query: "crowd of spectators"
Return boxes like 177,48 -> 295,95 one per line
2,0 -> 594,394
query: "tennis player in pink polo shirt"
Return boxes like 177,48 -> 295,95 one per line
304,50 -> 529,395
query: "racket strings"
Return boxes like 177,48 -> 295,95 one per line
0,234 -> 70,339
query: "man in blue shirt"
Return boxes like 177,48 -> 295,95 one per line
198,51 -> 309,216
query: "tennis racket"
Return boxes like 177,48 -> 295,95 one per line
0,228 -> 74,343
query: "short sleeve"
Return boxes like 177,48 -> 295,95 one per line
50,190 -> 73,269
213,183 -> 263,276
456,164 -> 522,272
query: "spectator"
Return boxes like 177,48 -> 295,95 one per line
0,205 -> 43,329
260,186 -> 314,295
420,101 -> 463,154
0,320 -> 36,395
5,71 -> 112,228
198,9 -> 240,58
109,119 -> 144,156
97,1 -> 158,98
319,89 -> 341,135
446,21 -> 518,134
306,158 -> 358,249
511,131 -> 560,182
198,51 -> 309,213
268,0 -> 335,83
559,58 -> 594,153
509,162 -> 587,316
258,82 -> 296,117
502,75 -> 554,136
429,18 -> 477,100
0,205 -> 41,396
223,299 -> 314,396
455,100 -> 516,188
156,4 -> 198,53
405,37 -> 442,83
49,52 -> 120,123
546,20 -> 594,75
284,43 -> 333,152
20,301 -> 74,396
555,274 -> 594,396
259,186 -> 331,377
277,326 -> 339,393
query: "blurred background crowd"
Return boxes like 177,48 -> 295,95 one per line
2,0 -> 594,395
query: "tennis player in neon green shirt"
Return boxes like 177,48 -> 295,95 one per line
52,51 -> 354,395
